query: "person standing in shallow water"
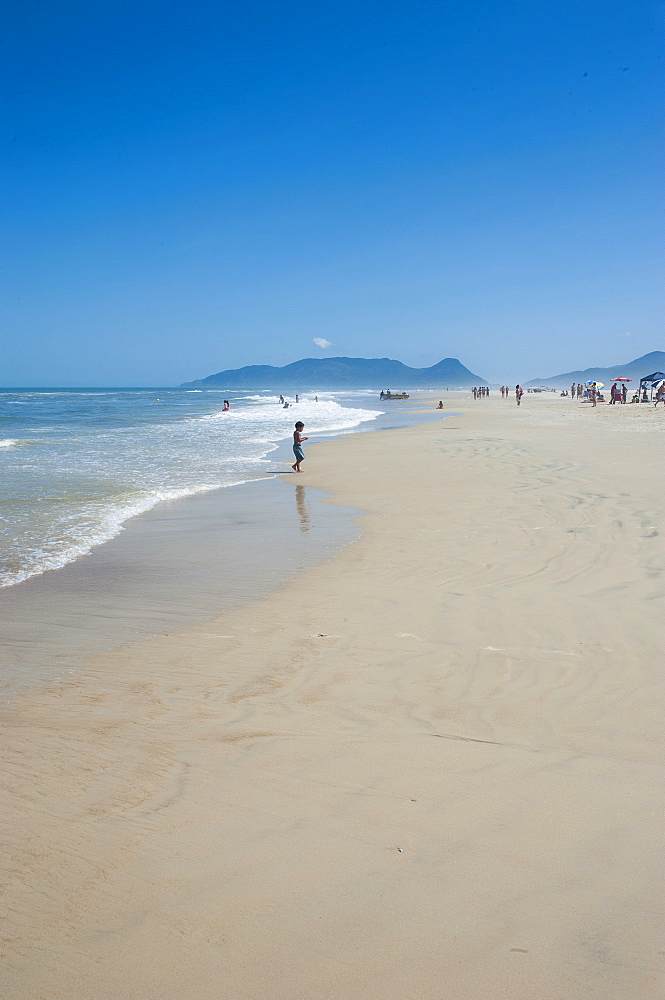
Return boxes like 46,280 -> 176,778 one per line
292,421 -> 308,472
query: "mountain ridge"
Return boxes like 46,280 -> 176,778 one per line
525,351 -> 665,387
180,356 -> 486,388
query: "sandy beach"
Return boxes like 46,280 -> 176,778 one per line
1,393 -> 663,999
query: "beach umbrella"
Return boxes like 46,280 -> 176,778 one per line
585,380 -> 604,388
612,376 -> 631,382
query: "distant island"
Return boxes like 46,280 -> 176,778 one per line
525,351 -> 665,388
180,356 -> 485,389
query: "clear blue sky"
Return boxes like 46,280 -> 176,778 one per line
2,0 -> 663,385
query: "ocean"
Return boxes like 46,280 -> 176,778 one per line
0,387 -> 383,590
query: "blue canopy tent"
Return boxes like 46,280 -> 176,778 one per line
638,371 -> 665,401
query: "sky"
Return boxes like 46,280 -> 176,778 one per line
2,0 -> 663,385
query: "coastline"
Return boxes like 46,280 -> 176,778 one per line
0,392 -> 443,696
1,394 -> 663,999
0,388 -> 385,593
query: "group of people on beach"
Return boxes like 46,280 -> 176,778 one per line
565,382 -> 661,405
473,385 -> 523,404
608,383 -> 628,404
566,382 -> 627,404
473,386 -> 523,401
567,382 -> 626,402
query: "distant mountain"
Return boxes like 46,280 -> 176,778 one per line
526,351 -> 665,388
180,356 -> 486,389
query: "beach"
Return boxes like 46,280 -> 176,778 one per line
1,393 -> 663,999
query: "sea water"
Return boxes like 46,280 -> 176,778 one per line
0,387 -> 382,589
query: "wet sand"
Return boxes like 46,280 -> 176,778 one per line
0,474 -> 359,696
1,393 -> 663,999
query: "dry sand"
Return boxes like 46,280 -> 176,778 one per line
1,393 -> 663,999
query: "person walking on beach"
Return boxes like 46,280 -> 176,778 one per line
292,421 -> 308,472
515,385 -> 523,406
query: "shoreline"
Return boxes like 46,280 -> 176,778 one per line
0,408 -> 366,694
0,472 -> 361,698
1,394 -> 663,998
0,395 -> 448,698
0,388 -> 385,594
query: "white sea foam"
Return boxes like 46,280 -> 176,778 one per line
0,479 -> 255,588
235,394 -> 278,400
0,438 -> 19,448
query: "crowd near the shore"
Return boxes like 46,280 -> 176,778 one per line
469,381 -> 664,408
562,382 -> 665,407
563,382 -> 627,404
472,385 -> 524,404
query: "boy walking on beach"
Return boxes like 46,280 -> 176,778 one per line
292,422 -> 308,472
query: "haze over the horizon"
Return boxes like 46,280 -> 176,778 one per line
3,1 -> 662,386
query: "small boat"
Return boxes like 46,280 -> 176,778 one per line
379,391 -> 409,399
